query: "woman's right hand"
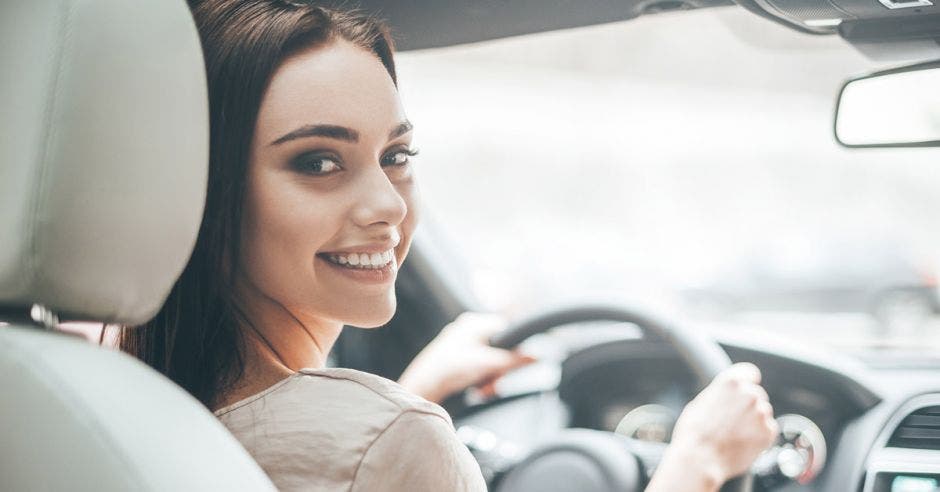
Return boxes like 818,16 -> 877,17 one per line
646,363 -> 779,492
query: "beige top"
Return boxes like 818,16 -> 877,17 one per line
215,368 -> 487,492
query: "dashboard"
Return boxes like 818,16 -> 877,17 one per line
453,328 -> 940,492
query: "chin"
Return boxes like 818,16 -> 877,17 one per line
343,296 -> 397,329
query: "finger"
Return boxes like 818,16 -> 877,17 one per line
477,379 -> 498,398
757,401 -> 780,445
755,399 -> 774,419
472,359 -> 532,392
505,352 -> 537,371
742,382 -> 770,403
478,348 -> 536,376
454,353 -> 533,393
472,355 -> 536,398
509,348 -> 537,362
764,414 -> 781,442
721,362 -> 762,385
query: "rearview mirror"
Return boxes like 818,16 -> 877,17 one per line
834,61 -> 940,148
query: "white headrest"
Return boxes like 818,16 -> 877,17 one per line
0,0 -> 208,324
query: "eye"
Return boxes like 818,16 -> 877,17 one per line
290,152 -> 343,175
381,148 -> 419,167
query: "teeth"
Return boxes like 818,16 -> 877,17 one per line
324,249 -> 396,270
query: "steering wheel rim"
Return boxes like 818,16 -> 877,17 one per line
490,304 -> 732,390
487,304 -> 753,492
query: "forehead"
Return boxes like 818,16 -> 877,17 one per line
255,39 -> 404,142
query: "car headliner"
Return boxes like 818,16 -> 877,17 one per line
328,0 -> 733,50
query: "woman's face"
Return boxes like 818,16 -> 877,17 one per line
239,39 -> 418,329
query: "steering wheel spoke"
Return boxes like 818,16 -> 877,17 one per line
622,438 -> 669,481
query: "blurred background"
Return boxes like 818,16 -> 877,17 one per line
394,7 -> 940,354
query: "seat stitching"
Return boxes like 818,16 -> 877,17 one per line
25,0 -> 74,300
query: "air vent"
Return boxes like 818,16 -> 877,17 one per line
887,405 -> 940,450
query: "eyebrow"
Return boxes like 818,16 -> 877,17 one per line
389,121 -> 413,139
269,120 -> 413,146
270,125 -> 359,146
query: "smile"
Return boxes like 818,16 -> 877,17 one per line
321,249 -> 396,270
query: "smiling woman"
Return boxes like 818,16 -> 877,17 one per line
119,0 -> 409,408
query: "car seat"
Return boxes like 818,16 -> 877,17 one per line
0,0 -> 276,489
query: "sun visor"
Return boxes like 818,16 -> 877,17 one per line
735,0 -> 940,61
840,14 -> 940,61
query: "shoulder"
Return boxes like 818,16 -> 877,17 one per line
214,368 -> 467,491
216,367 -> 449,424
298,367 -> 452,422
352,409 -> 487,492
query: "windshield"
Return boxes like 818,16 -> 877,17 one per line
396,7 -> 940,353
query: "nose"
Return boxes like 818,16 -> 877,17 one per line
350,165 -> 408,229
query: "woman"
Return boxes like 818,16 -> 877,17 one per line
122,1 -> 778,490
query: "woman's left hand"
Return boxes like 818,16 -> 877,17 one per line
398,312 -> 536,404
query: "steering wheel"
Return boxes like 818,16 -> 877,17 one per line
483,304 -> 753,492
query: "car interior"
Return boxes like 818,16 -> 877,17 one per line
2,0 -> 939,491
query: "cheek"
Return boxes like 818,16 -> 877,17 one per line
240,172 -> 342,295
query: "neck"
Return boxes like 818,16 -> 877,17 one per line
210,274 -> 344,411
235,278 -> 343,374
243,302 -> 342,372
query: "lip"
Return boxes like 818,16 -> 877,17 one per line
315,253 -> 398,285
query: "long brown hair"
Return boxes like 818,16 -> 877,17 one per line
120,0 -> 397,408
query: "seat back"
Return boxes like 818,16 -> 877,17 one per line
0,0 -> 275,489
